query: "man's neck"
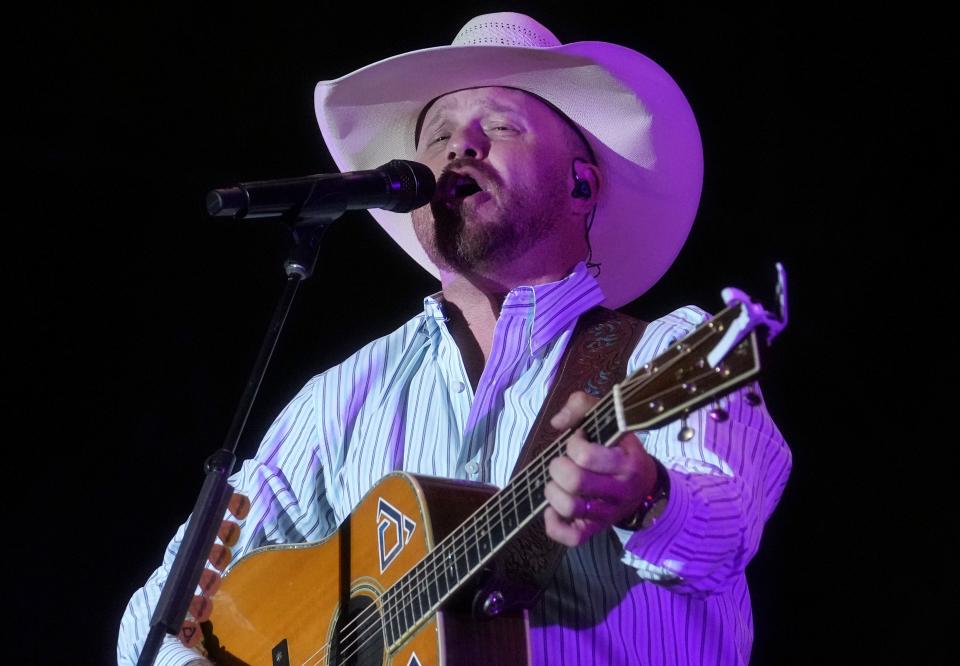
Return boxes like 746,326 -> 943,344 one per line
438,265 -> 573,389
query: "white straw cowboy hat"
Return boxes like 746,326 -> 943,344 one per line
314,12 -> 703,308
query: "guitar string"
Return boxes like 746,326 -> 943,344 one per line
302,439 -> 564,666
300,382 -> 628,658
305,338 -> 740,665
313,369 -> 736,666
299,444 -> 559,666
297,387 -> 616,665
298,408 -> 597,666
302,334 -> 738,666
308,378 -> 693,666
300,323 -> 738,665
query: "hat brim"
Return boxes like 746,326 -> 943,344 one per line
315,41 -> 703,308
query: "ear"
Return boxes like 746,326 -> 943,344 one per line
571,158 -> 601,212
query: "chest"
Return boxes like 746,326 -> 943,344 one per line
331,334 -> 568,517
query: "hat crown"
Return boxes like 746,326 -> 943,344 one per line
452,12 -> 561,48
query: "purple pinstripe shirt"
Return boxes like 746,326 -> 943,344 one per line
118,262 -> 791,665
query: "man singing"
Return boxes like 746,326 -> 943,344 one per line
120,13 -> 791,665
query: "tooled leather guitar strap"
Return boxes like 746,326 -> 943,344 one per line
476,306 -> 647,616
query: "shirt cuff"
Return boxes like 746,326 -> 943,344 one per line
613,466 -> 692,581
154,635 -> 209,666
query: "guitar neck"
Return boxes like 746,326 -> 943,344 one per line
379,300 -> 763,650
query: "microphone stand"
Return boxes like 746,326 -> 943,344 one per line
137,220 -> 331,666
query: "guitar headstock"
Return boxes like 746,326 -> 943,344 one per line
615,263 -> 788,432
616,304 -> 760,431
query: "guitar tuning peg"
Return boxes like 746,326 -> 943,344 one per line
744,381 -> 763,406
678,414 -> 695,442
709,403 -> 729,422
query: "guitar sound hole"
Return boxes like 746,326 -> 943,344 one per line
329,595 -> 384,666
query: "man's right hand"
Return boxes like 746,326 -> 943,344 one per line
178,492 -> 250,649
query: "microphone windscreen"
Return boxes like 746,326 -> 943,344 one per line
381,160 -> 436,212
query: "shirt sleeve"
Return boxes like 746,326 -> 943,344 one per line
611,305 -> 792,597
117,374 -> 338,665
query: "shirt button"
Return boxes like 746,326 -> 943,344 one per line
465,461 -> 479,475
455,381 -> 466,393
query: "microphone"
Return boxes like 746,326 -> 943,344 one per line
206,159 -> 436,220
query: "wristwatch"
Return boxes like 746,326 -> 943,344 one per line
615,458 -> 670,530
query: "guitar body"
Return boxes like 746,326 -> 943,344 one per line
203,472 -> 530,666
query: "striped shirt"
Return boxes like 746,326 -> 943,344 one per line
118,261 -> 791,665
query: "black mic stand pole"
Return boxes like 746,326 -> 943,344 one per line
137,220 -> 331,666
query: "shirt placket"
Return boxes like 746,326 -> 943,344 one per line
457,294 -> 534,483
430,311 -> 475,479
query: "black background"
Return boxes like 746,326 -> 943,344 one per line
7,3 -> 948,664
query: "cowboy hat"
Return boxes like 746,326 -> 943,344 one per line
314,12 -> 703,308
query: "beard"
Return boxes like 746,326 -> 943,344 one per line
411,158 -> 569,275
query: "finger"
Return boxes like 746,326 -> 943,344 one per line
565,432 -> 628,475
179,619 -> 202,649
189,595 -> 213,623
228,492 -> 251,520
579,496 -> 620,524
198,568 -> 221,597
208,543 -> 232,571
545,481 -> 621,527
218,519 -> 241,548
544,506 -> 595,547
549,391 -> 599,430
544,480 -> 580,520
548,455 -> 630,501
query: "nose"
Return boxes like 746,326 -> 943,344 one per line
446,124 -> 489,162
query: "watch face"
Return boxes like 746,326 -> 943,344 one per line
641,497 -> 669,529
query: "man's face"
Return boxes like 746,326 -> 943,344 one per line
411,87 -> 579,275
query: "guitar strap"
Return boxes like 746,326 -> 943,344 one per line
478,306 -> 647,616
512,306 -> 647,474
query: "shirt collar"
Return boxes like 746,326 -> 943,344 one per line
421,261 -> 605,356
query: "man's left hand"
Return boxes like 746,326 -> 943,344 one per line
543,391 -> 658,546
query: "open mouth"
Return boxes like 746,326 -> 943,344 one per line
439,172 -> 484,201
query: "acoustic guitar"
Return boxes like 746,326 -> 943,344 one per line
201,285 -> 786,666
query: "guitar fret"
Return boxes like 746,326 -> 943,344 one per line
424,558 -> 438,613
489,510 -> 504,545
391,596 -> 402,645
453,532 -> 470,583
379,589 -> 391,646
382,587 -> 394,644
503,487 -> 515,529
516,480 -> 530,522
447,539 -> 467,584
444,536 -> 458,589
486,502 -> 495,553
467,520 -> 481,570
400,577 -> 413,636
480,502 -> 493,556
382,589 -> 396,646
401,568 -> 414,625
435,545 -> 450,599
389,577 -> 403,639
530,466 -> 546,505
418,563 -> 430,616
